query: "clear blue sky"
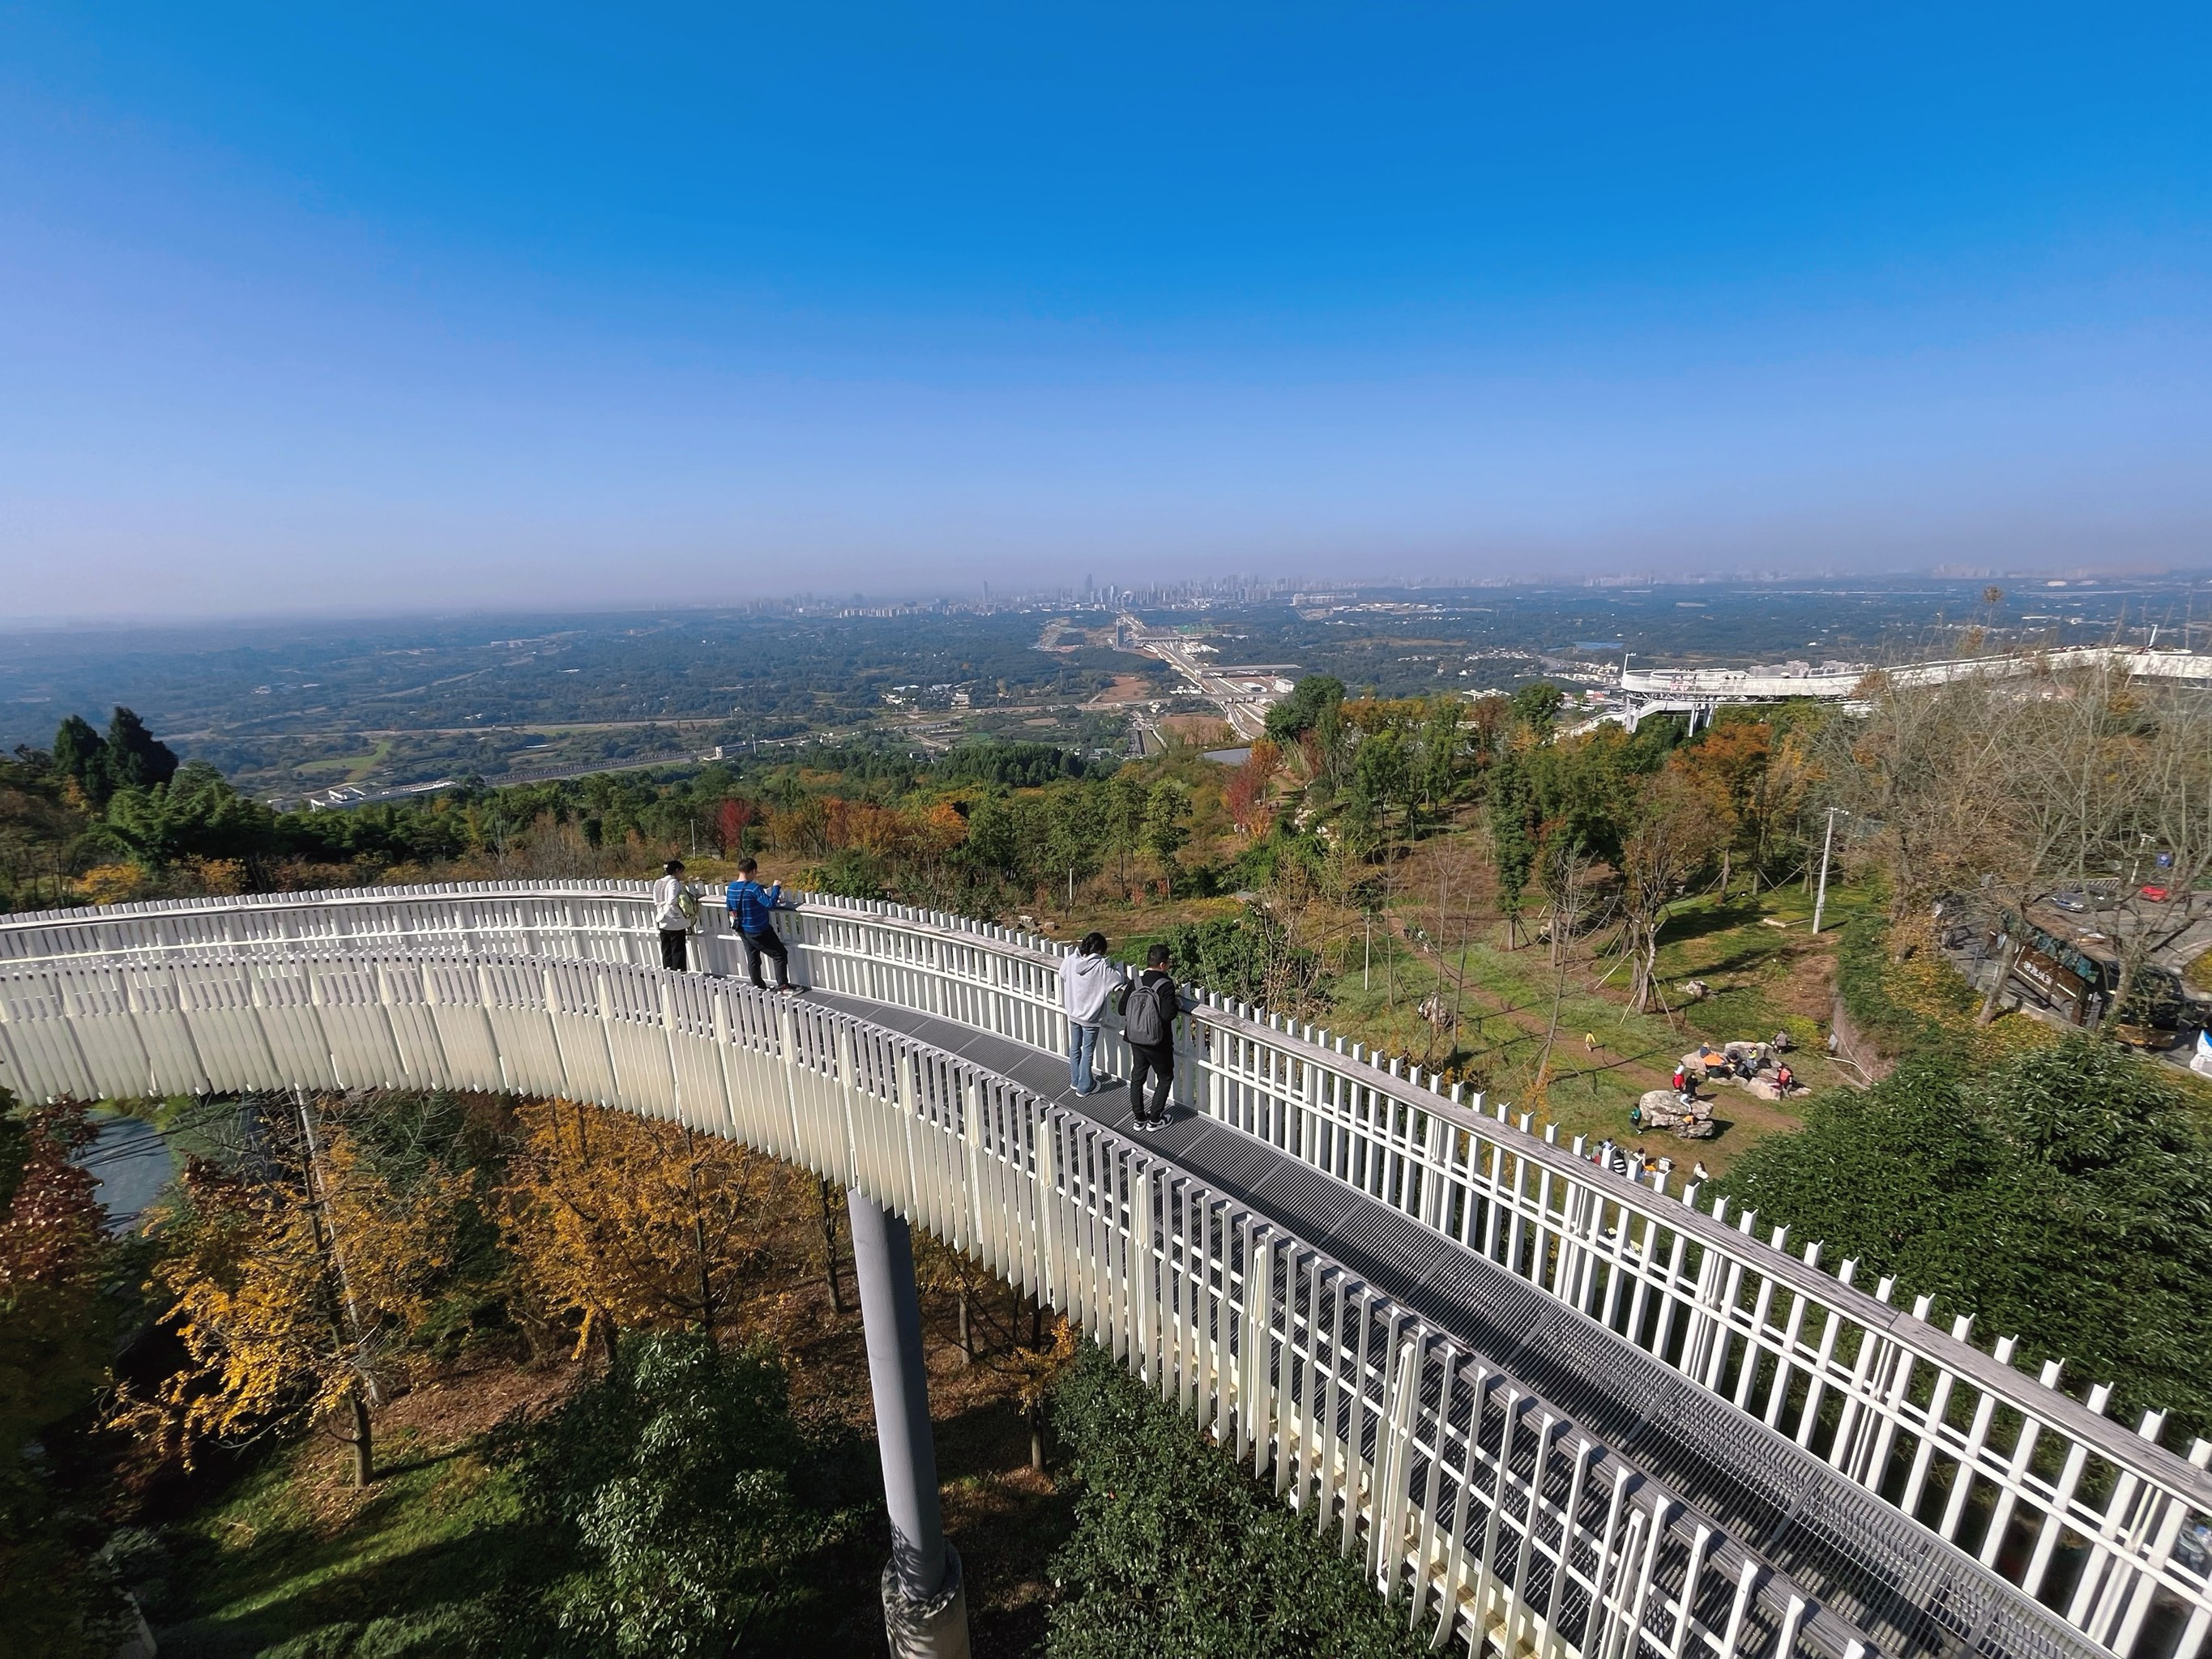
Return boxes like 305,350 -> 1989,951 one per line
3,3 -> 2208,616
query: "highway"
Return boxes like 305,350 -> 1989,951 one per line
1118,612 -> 1284,740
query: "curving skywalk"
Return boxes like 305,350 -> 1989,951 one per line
2,883 -> 2208,1659
1616,646 -> 2212,731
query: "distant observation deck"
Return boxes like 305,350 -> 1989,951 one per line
1617,647 -> 2212,731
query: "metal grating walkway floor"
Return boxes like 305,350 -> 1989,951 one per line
817,989 -> 1470,1315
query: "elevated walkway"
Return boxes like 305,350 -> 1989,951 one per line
1618,648 -> 2212,731
2,885 -> 2206,1659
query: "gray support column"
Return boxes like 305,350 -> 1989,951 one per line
848,1189 -> 971,1659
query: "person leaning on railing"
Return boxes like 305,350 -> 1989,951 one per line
724,857 -> 801,993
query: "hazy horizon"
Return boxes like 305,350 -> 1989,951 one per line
5,6 -> 2209,619
7,569 -> 2208,644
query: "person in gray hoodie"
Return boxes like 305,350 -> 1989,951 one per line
1061,932 -> 1120,1095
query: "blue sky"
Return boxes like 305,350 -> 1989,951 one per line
3,3 -> 2208,616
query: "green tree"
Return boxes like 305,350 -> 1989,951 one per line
1524,723 -> 1652,868
1347,727 -> 1411,851
1101,771 -> 1151,895
1508,681 -> 1565,738
514,1332 -> 848,1657
1719,1038 -> 2212,1435
1263,676 -> 1346,744
1045,1343 -> 1432,1659
958,791 -> 1025,885
101,707 -> 178,793
1413,699 -> 1465,819
1143,781 -> 1190,896
96,761 -> 276,872
1042,783 -> 1105,908
1486,753 -> 1539,948
49,716 -> 105,802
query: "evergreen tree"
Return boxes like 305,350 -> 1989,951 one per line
49,714 -> 104,799
1046,1343 -> 1432,1659
1485,753 -> 1538,946
1720,1038 -> 2212,1435
100,706 -> 178,792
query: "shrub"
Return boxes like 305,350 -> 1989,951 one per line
509,1332 -> 858,1657
1044,1343 -> 1433,1659
1719,1038 -> 2212,1437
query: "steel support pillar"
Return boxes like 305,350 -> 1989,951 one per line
848,1190 -> 970,1659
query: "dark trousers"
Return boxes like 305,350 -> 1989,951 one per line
740,925 -> 790,989
1129,1041 -> 1174,1123
659,929 -> 690,971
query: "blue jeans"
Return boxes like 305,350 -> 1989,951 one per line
1069,1022 -> 1101,1094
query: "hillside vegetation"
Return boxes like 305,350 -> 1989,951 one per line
6,654 -> 2210,1653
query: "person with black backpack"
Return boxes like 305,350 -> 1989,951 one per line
1114,941 -> 1182,1130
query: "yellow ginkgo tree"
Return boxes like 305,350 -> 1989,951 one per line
496,1096 -> 811,1352
133,1095 -> 468,1486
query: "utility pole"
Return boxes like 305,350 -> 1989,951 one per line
1811,808 -> 1849,935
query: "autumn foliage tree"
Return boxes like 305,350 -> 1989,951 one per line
132,1100 -> 468,1486
1222,738 -> 1281,838
714,795 -> 760,858
0,1098 -> 134,1656
497,1097 -> 814,1350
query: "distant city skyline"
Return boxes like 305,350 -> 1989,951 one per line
4,5 -> 2209,620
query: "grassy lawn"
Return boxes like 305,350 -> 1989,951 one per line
1032,853 -> 1882,1174
288,739 -> 396,783
1292,868 -> 1882,1171
159,1409 -> 536,1657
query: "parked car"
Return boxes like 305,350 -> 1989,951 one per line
2140,884 -> 2174,903
2051,886 -> 2122,913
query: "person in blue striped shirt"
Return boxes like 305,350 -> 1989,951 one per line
724,857 -> 801,992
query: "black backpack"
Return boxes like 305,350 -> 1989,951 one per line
1121,975 -> 1175,1047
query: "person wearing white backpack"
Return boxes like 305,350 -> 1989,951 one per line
1114,941 -> 1182,1130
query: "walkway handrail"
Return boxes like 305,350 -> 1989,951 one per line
2,885 -> 2208,1659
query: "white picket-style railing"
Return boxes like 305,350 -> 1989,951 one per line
2,883 -> 2206,1659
